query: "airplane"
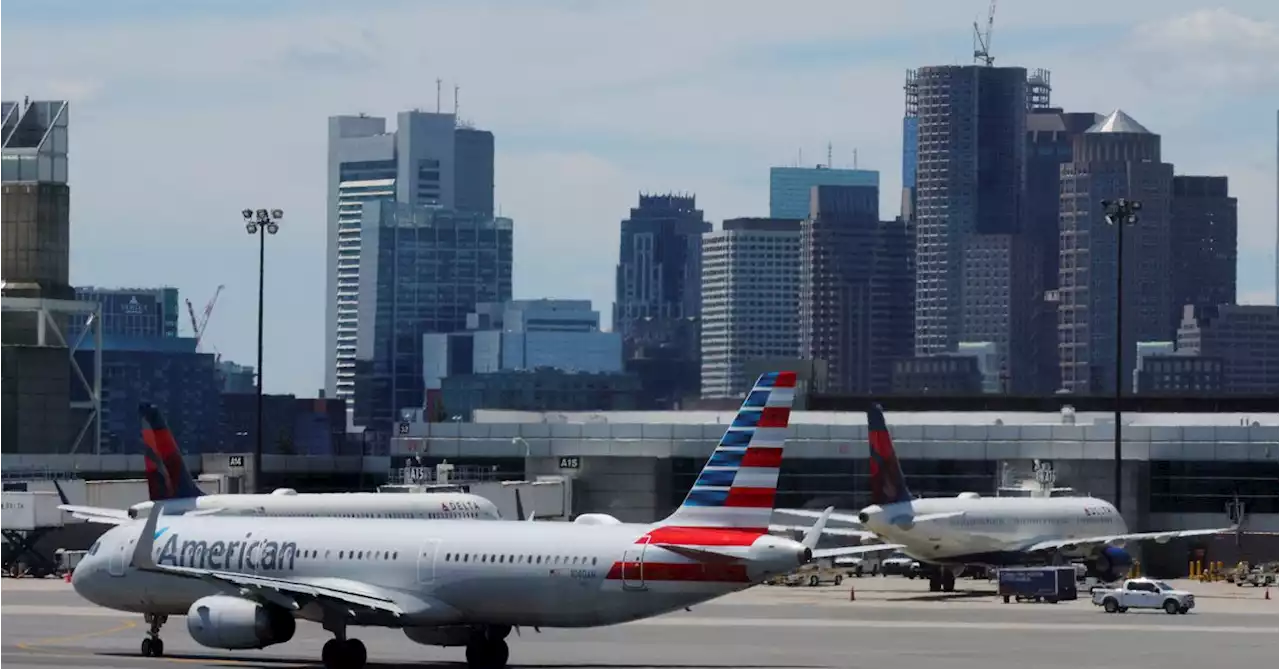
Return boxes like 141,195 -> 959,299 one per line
71,372 -> 888,669
776,404 -> 1235,593
58,403 -> 503,525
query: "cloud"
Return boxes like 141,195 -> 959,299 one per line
2,0 -> 1275,395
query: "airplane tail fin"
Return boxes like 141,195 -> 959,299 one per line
140,403 -> 204,501
660,371 -> 797,531
868,404 -> 912,506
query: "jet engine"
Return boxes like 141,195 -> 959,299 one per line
403,625 -> 474,647
1087,546 -> 1133,582
574,513 -> 621,525
186,595 -> 296,650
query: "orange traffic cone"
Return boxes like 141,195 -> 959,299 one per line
849,585 -> 856,601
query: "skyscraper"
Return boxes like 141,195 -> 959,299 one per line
1058,110 -> 1173,393
908,65 -> 1029,383
613,194 -> 710,407
325,110 -> 496,401
1170,176 -> 1237,329
2,99 -> 75,455
700,217 -> 801,399
352,200 -> 512,429
799,185 -> 914,394
769,166 -> 879,220
1177,304 -> 1278,395
1024,108 -> 1102,393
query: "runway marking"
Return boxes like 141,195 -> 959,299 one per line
626,616 -> 1274,634
14,620 -> 139,651
3,605 -> 134,618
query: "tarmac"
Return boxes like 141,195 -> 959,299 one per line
2,575 -> 1276,668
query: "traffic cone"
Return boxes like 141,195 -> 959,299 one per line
1265,588 -> 1270,601
849,585 -> 856,601
64,570 -> 72,583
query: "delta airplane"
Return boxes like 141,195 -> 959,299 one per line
71,372 -> 884,669
59,403 -> 501,525
777,404 -> 1234,593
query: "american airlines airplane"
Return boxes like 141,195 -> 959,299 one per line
71,372 -> 883,669
59,403 -> 502,524
777,404 -> 1234,593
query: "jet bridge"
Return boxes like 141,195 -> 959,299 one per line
1,491 -> 64,577
381,463 -> 570,520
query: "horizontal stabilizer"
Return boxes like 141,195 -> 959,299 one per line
653,544 -> 742,564
770,524 -> 877,540
774,508 -> 864,526
800,507 -> 834,550
812,543 -> 905,560
58,504 -> 130,525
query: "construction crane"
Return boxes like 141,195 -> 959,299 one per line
973,0 -> 997,67
185,284 -> 225,353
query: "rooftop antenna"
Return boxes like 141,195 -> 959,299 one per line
453,83 -> 460,118
826,142 -> 833,168
973,0 -> 997,66
436,78 -> 442,113
853,148 -> 859,169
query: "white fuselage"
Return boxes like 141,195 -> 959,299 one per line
862,495 -> 1127,564
73,515 -> 808,629
126,492 -> 501,521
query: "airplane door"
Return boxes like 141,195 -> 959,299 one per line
109,538 -> 130,577
620,536 -> 649,591
417,539 -> 440,586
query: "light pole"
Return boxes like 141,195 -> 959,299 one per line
1102,198 -> 1141,513
241,207 -> 283,493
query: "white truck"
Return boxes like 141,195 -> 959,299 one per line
1092,578 -> 1195,615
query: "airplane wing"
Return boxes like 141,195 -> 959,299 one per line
58,504 -> 130,525
812,543 -> 905,560
130,505 -> 405,618
1022,526 -> 1236,553
774,508 -> 865,526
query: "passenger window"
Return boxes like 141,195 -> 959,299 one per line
592,557 -> 598,566
536,556 -> 542,564
393,552 -> 398,559
444,553 -> 451,561
339,551 -> 345,559
499,555 -> 505,563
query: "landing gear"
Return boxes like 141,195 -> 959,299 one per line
321,638 -> 367,669
926,568 -> 957,593
465,625 -> 512,669
139,613 -> 167,657
320,616 -> 367,669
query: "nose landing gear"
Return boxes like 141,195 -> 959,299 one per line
139,613 -> 167,657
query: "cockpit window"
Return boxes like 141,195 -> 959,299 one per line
88,540 -> 101,556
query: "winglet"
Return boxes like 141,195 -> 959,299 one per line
131,503 -> 163,570
801,506 -> 834,551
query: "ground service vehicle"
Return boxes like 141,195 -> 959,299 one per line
784,563 -> 844,587
1092,578 -> 1195,614
996,566 -> 1077,603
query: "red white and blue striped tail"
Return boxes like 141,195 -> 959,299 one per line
659,371 -> 797,531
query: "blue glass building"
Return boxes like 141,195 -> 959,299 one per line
70,286 -> 180,339
72,335 -> 221,455
768,166 -> 879,220
353,200 -> 513,429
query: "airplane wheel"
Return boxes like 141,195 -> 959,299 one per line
346,639 -> 367,667
152,639 -> 164,657
466,639 -> 509,669
140,638 -> 153,657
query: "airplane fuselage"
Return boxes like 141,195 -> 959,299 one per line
861,495 -> 1126,565
73,515 -> 808,628
126,492 -> 500,521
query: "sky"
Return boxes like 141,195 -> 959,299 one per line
3,0 -> 1277,396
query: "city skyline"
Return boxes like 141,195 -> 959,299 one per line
4,0 -> 1276,395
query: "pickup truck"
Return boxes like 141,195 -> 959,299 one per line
1092,578 -> 1195,614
